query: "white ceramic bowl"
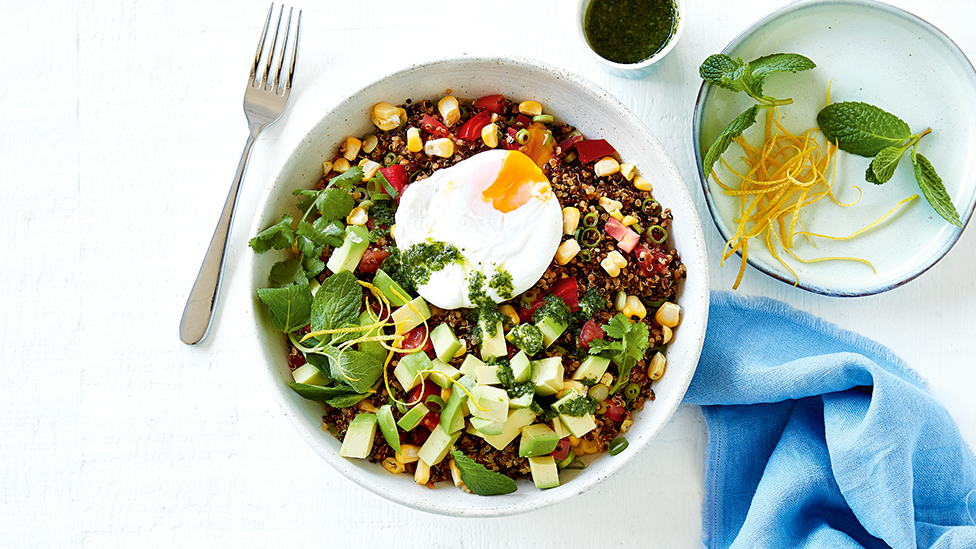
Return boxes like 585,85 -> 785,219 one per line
576,0 -> 686,79
246,56 -> 708,517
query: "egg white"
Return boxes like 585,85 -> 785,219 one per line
391,149 -> 563,310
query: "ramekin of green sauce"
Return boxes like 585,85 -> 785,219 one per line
577,0 -> 684,78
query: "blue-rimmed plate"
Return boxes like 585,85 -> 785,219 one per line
693,0 -> 976,296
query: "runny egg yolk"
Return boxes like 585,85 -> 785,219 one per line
481,150 -> 550,213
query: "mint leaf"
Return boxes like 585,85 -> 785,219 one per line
699,54 -> 749,93
450,450 -> 518,496
249,214 -> 295,253
817,102 -> 912,157
867,145 -> 906,184
325,347 -> 383,394
702,105 -> 760,177
748,53 -> 816,95
269,258 -> 303,285
256,280 -> 313,333
310,270 -> 362,335
912,152 -> 962,227
289,382 -> 357,402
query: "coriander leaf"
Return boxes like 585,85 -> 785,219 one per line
298,218 -> 345,248
249,214 -> 295,253
256,280 -> 313,333
327,166 -> 364,192
315,187 -> 356,222
817,102 -> 912,157
310,270 -> 362,335
599,314 -> 651,393
303,255 -> 326,279
289,382 -> 357,402
912,152 -> 962,227
748,53 -> 816,95
867,145 -> 907,184
450,450 -> 518,496
702,105 -> 760,178
699,54 -> 749,93
269,258 -> 303,285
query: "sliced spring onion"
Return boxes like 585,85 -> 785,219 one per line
582,211 -> 599,228
608,437 -> 629,456
383,152 -> 397,166
516,128 -> 531,145
532,114 -> 554,124
424,394 -> 445,412
580,227 -> 602,248
623,382 -> 640,401
647,224 -> 668,245
641,199 -> 661,216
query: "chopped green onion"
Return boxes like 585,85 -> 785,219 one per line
632,223 -> 643,235
582,211 -> 599,228
562,151 -> 577,164
608,437 -> 629,456
580,227 -> 602,248
647,224 -> 668,245
424,394 -> 445,412
564,457 -> 587,469
383,152 -> 397,166
578,249 -> 592,262
642,199 -> 661,216
375,172 -> 398,198
623,382 -> 640,401
532,114 -> 554,124
516,128 -> 531,145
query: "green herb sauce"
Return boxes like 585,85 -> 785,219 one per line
584,0 -> 678,65
383,241 -> 461,294
488,269 -> 514,300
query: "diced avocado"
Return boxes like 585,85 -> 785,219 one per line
372,268 -> 410,306
391,296 -> 431,335
476,365 -> 501,386
469,416 -> 505,436
550,417 -> 569,439
509,392 -> 534,409
397,402 -> 430,431
458,354 -> 484,376
417,424 -> 461,466
519,423 -> 560,458
572,355 -> 611,383
376,404 -> 400,453
357,310 -> 388,362
393,351 -> 431,391
469,385 -> 509,423
339,412 -> 377,459
530,356 -> 565,396
439,374 -> 476,434
427,358 -> 460,389
479,318 -> 507,360
506,323 -> 544,355
430,323 -> 462,363
326,224 -> 370,274
528,456 -> 560,489
554,390 -> 597,438
291,363 -> 329,386
535,316 -> 569,348
479,408 -> 537,450
510,350 -> 531,383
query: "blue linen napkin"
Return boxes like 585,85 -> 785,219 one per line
683,291 -> 976,549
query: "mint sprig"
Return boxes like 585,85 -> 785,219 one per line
450,450 -> 518,496
818,101 -> 961,226
699,53 -> 816,176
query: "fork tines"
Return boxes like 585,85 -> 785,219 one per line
251,3 -> 301,96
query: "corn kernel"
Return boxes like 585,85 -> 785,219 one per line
453,340 -> 467,358
414,458 -> 431,485
619,163 -> 638,181
661,325 -> 673,345
441,387 -> 452,402
621,215 -> 639,227
594,156 -> 620,177
599,196 -> 623,213
607,250 -> 627,268
333,157 -> 350,173
655,302 -> 682,328
610,210 -> 624,221
614,290 -> 627,312
359,158 -> 381,180
580,438 -> 599,455
600,372 -> 614,387
396,444 -> 420,464
569,435 -> 581,447
382,456 -> 405,474
372,102 -> 406,131
341,136 -> 361,161
361,134 -> 378,154
499,304 -> 520,326
555,239 -> 581,265
647,351 -> 667,380
562,206 -> 581,234
481,123 -> 500,148
357,400 -> 378,413
634,175 -> 653,192
623,295 -> 647,321
600,257 -> 621,277
620,418 -> 634,433
438,95 -> 461,126
424,137 -> 454,158
406,127 -> 423,153
322,160 -> 333,176
347,206 -> 368,226
518,100 -> 543,116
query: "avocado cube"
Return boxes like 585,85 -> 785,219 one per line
476,365 -> 501,386
535,316 -> 568,348
478,408 -> 538,450
326,224 -> 370,274
550,417 -> 569,439
509,392 -> 534,409
291,363 -> 329,386
469,385 -> 509,423
572,355 -> 611,383
510,350 -> 532,383
528,456 -> 560,489
439,374 -> 475,434
553,389 -> 597,438
427,358 -> 460,389
479,318 -> 507,359
391,296 -> 431,335
393,351 -> 431,391
519,423 -> 560,457
530,356 -> 565,396
418,424 -> 461,466
469,416 -> 505,436
372,268 -> 410,306
458,354 -> 484,376
339,413 -> 377,459
430,323 -> 462,363
376,404 -> 401,454
397,402 -> 430,431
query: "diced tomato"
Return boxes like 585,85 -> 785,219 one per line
605,217 -> 640,253
511,114 -> 532,130
287,352 -> 307,370
551,437 -> 572,461
575,139 -> 618,164
420,114 -> 450,137
635,245 -> 669,277
358,247 -> 389,274
420,411 -> 442,432
503,127 -> 521,150
475,94 -> 507,114
519,292 -> 545,322
400,325 -> 433,353
378,165 -> 409,195
407,377 -> 440,407
549,277 -> 580,311
558,134 -> 583,152
457,111 -> 492,141
578,320 -> 605,350
618,231 -> 640,253
605,402 -> 626,422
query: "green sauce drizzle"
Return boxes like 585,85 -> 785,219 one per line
584,0 -> 678,65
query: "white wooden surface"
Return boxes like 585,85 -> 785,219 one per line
2,0 -> 974,546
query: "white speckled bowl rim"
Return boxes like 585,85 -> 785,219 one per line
246,55 -> 709,517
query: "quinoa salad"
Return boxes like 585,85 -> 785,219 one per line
250,93 -> 687,495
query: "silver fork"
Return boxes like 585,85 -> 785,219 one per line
180,4 -> 302,345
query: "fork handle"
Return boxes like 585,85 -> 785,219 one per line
179,129 -> 260,345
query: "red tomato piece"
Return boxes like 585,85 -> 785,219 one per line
503,127 -> 521,150
475,94 -> 507,114
511,114 -> 532,130
420,114 -> 450,137
358,247 -> 389,274
575,139 -> 618,163
420,411 -> 442,432
400,325 -> 433,353
617,231 -> 640,253
605,217 -> 641,253
558,134 -> 583,152
407,377 -> 440,407
519,293 -> 545,322
551,437 -> 572,461
378,165 -> 409,195
457,111 -> 492,141
578,320 -> 605,350
549,277 -> 580,311
635,245 -> 669,277
605,402 -> 626,422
